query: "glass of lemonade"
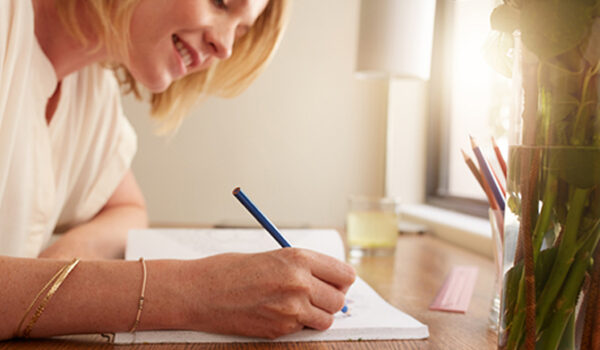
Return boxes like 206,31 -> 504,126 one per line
346,196 -> 400,257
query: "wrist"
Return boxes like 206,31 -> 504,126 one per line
141,259 -> 192,331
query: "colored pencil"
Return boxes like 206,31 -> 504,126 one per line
470,136 -> 505,211
490,166 -> 506,198
461,149 -> 485,191
232,187 -> 291,247
462,149 -> 499,210
491,137 -> 507,178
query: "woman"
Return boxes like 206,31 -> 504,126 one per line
0,0 -> 355,340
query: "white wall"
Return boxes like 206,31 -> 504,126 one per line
122,0 -> 388,228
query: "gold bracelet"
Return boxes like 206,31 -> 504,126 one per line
129,257 -> 147,333
16,263 -> 69,337
19,258 -> 80,338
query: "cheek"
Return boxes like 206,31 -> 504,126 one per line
127,40 -> 176,93
127,2 -> 181,92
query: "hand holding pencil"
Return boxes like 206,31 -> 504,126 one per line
182,244 -> 356,338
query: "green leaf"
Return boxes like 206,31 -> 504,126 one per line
593,106 -> 600,146
544,98 -> 579,145
521,0 -> 594,60
504,0 -> 524,10
491,4 -> 520,33
535,247 -> 559,298
581,19 -> 600,65
501,261 -> 523,331
546,147 -> 600,188
483,31 -> 515,78
539,62 -> 584,99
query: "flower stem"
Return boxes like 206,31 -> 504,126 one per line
536,188 -> 590,333
535,232 -> 598,350
532,173 -> 558,260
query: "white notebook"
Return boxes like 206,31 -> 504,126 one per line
114,228 -> 429,344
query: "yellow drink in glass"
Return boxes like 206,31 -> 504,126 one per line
346,196 -> 399,257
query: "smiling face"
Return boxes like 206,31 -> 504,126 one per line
126,0 -> 270,93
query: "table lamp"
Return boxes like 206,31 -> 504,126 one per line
355,0 -> 437,203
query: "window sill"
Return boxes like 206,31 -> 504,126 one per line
401,204 -> 493,259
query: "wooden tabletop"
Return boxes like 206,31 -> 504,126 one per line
0,234 -> 498,350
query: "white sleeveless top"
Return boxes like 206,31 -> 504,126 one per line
0,0 -> 137,257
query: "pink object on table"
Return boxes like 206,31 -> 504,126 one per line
429,266 -> 479,313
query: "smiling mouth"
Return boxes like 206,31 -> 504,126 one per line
172,34 -> 195,68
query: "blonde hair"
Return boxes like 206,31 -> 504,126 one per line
55,0 -> 291,133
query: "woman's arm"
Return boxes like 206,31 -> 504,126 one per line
0,256 -> 182,339
39,170 -> 148,260
0,249 -> 356,340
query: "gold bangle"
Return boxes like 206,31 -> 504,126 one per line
16,263 -> 69,337
129,257 -> 147,333
19,258 -> 80,338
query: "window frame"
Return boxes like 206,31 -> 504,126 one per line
425,0 -> 489,219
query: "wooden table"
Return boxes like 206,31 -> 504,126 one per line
0,234 -> 499,349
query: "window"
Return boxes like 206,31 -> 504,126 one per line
426,0 -> 511,217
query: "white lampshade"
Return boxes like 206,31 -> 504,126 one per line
355,0 -> 437,80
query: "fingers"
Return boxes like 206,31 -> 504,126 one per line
304,251 -> 356,291
297,304 -> 335,331
309,277 -> 347,314
244,248 -> 356,336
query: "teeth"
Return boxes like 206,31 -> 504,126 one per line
172,35 -> 192,67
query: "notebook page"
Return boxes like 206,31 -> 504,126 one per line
115,228 -> 429,343
125,228 -> 346,261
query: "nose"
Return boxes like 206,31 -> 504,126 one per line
204,22 -> 236,60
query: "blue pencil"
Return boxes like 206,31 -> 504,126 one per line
232,187 -> 348,313
232,187 -> 291,247
470,136 -> 505,211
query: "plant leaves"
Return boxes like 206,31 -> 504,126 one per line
483,31 -> 515,78
546,147 -> 600,188
501,260 -> 523,331
491,4 -> 520,33
521,0 -> 594,60
593,105 -> 600,146
582,18 -> 600,65
535,247 -> 559,298
545,101 -> 579,145
501,247 -> 558,331
539,62 -> 584,100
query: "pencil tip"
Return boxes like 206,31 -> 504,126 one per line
469,136 -> 476,148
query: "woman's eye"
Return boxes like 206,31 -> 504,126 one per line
212,0 -> 227,10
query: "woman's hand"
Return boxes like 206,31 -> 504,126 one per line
180,248 -> 356,339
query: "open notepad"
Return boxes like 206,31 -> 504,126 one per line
114,229 -> 429,343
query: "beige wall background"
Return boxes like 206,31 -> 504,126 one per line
122,0 -> 388,228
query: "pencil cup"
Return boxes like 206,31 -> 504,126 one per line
346,196 -> 400,258
488,208 -> 503,332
